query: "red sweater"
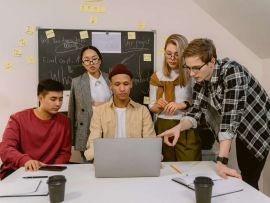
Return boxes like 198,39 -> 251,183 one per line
0,109 -> 71,179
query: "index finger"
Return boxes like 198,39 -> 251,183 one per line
40,162 -> 47,167
219,172 -> 228,179
228,168 -> 242,179
172,134 -> 180,146
158,131 -> 168,137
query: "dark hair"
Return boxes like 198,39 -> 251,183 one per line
37,79 -> 64,96
183,38 -> 217,63
109,64 -> 133,80
80,45 -> 103,62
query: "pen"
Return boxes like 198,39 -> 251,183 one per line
23,176 -> 48,179
170,164 -> 182,174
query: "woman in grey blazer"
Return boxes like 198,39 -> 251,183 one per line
68,46 -> 111,161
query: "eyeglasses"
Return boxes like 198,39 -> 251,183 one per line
82,57 -> 100,65
165,52 -> 179,59
183,63 -> 207,74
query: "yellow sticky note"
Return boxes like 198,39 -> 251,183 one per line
26,56 -> 35,64
143,54 -> 151,62
98,5 -> 106,13
13,48 -> 22,57
143,96 -> 150,105
91,5 -> 99,12
80,31 -> 89,39
4,62 -> 13,70
128,32 -> 136,40
137,22 -> 145,30
45,29 -> 55,39
80,4 -> 86,12
94,5 -> 106,13
18,38 -> 27,47
80,3 -> 91,12
89,16 -> 98,24
25,26 -> 35,35
84,0 -> 103,2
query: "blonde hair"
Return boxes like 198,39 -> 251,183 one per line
162,34 -> 188,87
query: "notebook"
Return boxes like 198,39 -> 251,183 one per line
94,137 -> 162,178
172,173 -> 244,197
0,180 -> 48,197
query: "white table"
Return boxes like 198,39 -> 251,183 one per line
1,161 -> 269,203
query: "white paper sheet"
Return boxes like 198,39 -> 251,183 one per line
0,180 -> 48,197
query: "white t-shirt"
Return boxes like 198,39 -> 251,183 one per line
114,107 -> 126,138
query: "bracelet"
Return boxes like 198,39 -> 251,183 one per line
183,101 -> 190,110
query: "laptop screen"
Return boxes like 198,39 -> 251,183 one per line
94,137 -> 162,178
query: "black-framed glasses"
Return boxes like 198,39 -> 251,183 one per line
183,63 -> 207,73
165,52 -> 179,59
82,57 -> 100,65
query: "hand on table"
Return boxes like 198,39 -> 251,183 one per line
24,160 -> 46,171
216,161 -> 242,179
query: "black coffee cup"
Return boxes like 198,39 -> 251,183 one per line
194,176 -> 213,203
47,175 -> 66,203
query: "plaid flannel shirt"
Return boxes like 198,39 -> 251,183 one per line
182,58 -> 270,160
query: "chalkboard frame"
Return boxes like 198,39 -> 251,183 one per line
38,28 -> 155,104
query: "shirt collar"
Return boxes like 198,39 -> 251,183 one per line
208,60 -> 219,84
88,70 -> 102,81
108,97 -> 136,108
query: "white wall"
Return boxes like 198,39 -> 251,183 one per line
0,0 -> 268,195
0,0 -> 263,136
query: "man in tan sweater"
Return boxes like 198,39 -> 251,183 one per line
84,64 -> 156,161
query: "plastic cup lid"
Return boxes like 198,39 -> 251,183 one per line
194,176 -> 214,185
47,175 -> 66,184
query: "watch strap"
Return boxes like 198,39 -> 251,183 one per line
216,156 -> 228,165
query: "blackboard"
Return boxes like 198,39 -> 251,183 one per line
38,28 -> 154,104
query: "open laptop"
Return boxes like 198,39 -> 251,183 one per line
94,137 -> 162,178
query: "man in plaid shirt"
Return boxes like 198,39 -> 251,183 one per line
160,38 -> 270,190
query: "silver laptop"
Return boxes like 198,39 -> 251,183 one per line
94,137 -> 162,178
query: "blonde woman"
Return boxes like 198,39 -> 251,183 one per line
149,34 -> 201,161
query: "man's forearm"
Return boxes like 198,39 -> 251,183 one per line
218,139 -> 232,157
179,119 -> 193,132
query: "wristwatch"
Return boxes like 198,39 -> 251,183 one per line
216,156 -> 228,165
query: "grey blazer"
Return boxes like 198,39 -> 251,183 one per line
68,72 -> 110,151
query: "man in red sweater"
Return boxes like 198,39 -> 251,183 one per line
0,79 -> 71,179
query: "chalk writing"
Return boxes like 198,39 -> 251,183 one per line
50,66 -> 73,86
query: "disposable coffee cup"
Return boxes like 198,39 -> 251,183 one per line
194,176 -> 213,203
47,175 -> 66,203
